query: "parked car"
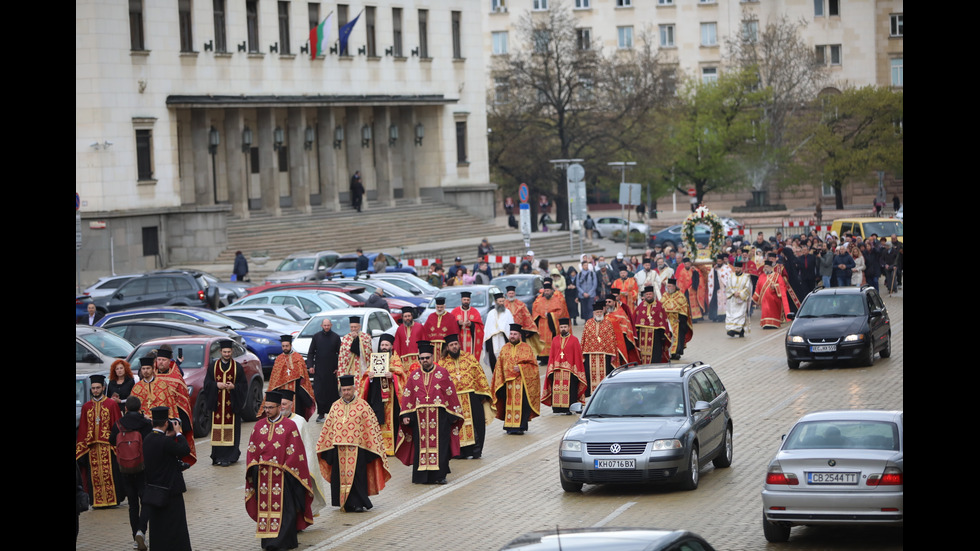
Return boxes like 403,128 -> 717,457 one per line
93,270 -> 219,313
76,325 -> 136,373
96,307 -> 283,374
219,304 -> 312,323
592,217 -> 649,239
83,274 -> 138,298
330,277 -> 429,308
100,318 -> 246,348
500,527 -> 716,551
762,410 -> 904,542
264,250 -> 341,284
227,289 -> 349,316
126,336 -> 266,436
417,285 -> 501,325
785,286 -> 891,369
491,274 -> 544,312
171,269 -> 253,307
217,311 -> 304,337
291,308 -> 398,360
648,224 -> 711,251
327,252 -> 418,277
559,361 -> 732,492
369,273 -> 440,298
830,218 -> 904,243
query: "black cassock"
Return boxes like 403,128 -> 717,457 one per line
200,360 -> 247,464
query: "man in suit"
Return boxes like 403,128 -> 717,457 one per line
76,303 -> 105,325
142,406 -> 192,551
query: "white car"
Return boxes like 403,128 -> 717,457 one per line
762,410 -> 903,542
292,308 -> 397,358
593,217 -> 649,239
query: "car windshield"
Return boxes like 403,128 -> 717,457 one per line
783,420 -> 900,451
301,315 -> 354,337
132,344 -> 207,370
276,257 -> 316,271
494,276 -> 536,295
430,290 -> 489,308
76,379 -> 88,407
186,310 -> 249,329
79,331 -> 135,358
332,260 -> 358,271
797,295 -> 866,317
862,221 -> 903,237
585,382 -> 685,417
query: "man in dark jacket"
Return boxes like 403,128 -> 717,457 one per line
143,407 -> 192,551
307,318 -> 341,422
355,249 -> 369,274
350,171 -> 364,212
110,396 -> 153,550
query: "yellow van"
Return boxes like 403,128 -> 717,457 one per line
830,218 -> 903,243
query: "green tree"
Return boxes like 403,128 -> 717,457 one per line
664,69 -> 768,205
798,87 -> 903,210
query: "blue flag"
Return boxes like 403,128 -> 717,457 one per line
338,12 -> 361,56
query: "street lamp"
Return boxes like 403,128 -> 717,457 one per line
414,122 -> 424,146
241,125 -> 253,153
608,161 -> 638,259
333,125 -> 344,149
273,126 -> 284,151
361,124 -> 372,148
388,124 -> 398,146
304,126 -> 315,150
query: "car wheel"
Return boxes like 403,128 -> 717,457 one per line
713,426 -> 733,468
241,378 -> 264,422
861,340 -> 876,367
763,513 -> 791,543
193,398 -> 212,437
879,333 -> 892,359
787,358 -> 800,370
679,445 -> 699,490
560,469 -> 583,493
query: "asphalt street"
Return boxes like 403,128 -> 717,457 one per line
77,288 -> 903,551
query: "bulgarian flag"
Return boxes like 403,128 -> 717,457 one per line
310,12 -> 333,59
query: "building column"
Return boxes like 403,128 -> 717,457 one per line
317,107 -> 340,211
344,107 -> 365,211
223,109 -> 247,218
191,109 -> 211,205
402,108 -> 420,204
257,108 -> 280,215
287,107 -> 311,214
373,106 -> 394,208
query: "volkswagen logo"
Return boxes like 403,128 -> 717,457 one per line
609,443 -> 621,454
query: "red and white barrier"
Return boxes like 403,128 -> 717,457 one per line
484,255 -> 522,264
726,228 -> 751,236
404,258 -> 441,267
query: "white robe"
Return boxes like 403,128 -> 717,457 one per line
708,264 -> 733,315
481,307 -> 515,373
652,267 -> 674,301
289,412 -> 328,515
725,272 -> 752,333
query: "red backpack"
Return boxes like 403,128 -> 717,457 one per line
115,420 -> 145,473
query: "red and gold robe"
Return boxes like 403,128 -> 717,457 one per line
753,271 -> 792,328
131,376 -> 197,465
531,293 -> 569,356
675,264 -> 704,321
441,351 -> 494,448
270,351 -> 316,421
633,299 -> 672,364
661,290 -> 695,355
505,298 -> 544,356
422,311 -> 459,358
451,306 -> 485,361
316,397 -> 391,508
75,396 -> 121,507
491,341 -> 541,428
394,365 -> 464,471
246,415 -> 314,540
394,321 -> 424,365
607,307 -> 639,364
612,277 -> 639,317
358,353 -> 408,455
339,332 -> 373,386
581,317 -> 618,393
542,335 -> 586,409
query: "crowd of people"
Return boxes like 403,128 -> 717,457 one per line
76,225 -> 902,550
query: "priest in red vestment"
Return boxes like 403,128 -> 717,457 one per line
318,375 -> 391,512
505,285 -> 543,356
130,356 -> 197,466
753,260 -> 792,329
491,324 -> 541,434
76,374 -> 122,508
581,304 -> 619,395
246,391 -> 314,549
531,278 -> 569,360
269,334 -> 316,421
633,286 -> 672,364
359,334 -> 408,455
662,279 -> 695,360
611,267 -> 639,318
451,291 -> 485,361
393,306 -> 424,365
542,318 -> 586,413
605,292 -> 640,364
339,317 -> 373,387
675,257 -> 704,321
440,334 -> 495,459
394,342 -> 464,484
422,297 -> 459,358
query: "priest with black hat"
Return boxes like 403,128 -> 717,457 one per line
201,339 -> 248,466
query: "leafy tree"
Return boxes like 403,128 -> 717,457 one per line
797,87 -> 903,210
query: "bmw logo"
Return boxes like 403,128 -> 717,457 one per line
828,459 -> 836,466
610,443 -> 621,454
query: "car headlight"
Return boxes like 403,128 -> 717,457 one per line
560,440 -> 581,452
787,335 -> 804,343
253,338 -> 273,345
843,334 -> 865,342
652,439 -> 682,451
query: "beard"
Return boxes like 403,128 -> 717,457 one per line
560,330 -> 569,337
496,304 -> 506,313
447,349 -> 460,359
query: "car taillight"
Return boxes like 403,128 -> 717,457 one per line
867,467 -> 902,486
198,290 -> 206,301
766,466 -> 798,485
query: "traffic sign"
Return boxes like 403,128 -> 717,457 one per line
567,163 -> 585,183
519,202 -> 531,245
518,183 -> 529,203
619,183 -> 642,206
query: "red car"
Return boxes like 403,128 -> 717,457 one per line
126,336 -> 265,436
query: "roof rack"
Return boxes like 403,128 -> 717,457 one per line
606,361 -> 639,378
679,361 -> 705,376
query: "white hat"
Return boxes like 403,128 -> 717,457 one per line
616,252 -> 624,259
527,250 -> 534,256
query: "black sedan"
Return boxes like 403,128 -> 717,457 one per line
785,286 -> 891,369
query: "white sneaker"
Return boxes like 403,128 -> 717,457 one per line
135,530 -> 147,551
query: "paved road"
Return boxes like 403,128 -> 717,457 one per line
77,293 -> 903,551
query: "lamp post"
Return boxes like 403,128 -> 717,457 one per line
608,161 -> 637,259
549,158 -> 584,252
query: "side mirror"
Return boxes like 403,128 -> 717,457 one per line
569,402 -> 583,415
787,312 -> 795,320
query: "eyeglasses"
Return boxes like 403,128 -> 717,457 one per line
419,355 -> 432,360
